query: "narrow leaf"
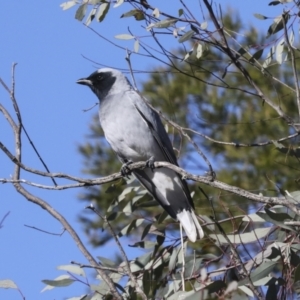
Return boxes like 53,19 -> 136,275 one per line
96,3 -> 110,22
118,219 -> 144,237
196,43 -> 203,58
41,275 -> 74,292
178,30 -> 194,43
0,279 -> 18,289
57,265 -> 85,277
97,256 -> 117,267
121,9 -> 144,21
254,13 -> 268,20
113,0 -> 124,8
267,13 -> 290,38
152,8 -> 160,18
210,227 -> 272,245
115,34 -> 135,40
249,49 -> 264,63
200,21 -> 208,29
60,1 -> 77,11
147,18 -> 177,30
75,3 -> 87,21
134,40 -> 139,53
276,39 -> 285,64
239,261 -> 278,286
85,7 -> 97,26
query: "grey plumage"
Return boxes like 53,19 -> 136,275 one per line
77,68 -> 204,242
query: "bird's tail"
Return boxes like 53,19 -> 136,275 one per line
177,209 -> 204,242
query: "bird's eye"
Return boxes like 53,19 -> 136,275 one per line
97,74 -> 103,80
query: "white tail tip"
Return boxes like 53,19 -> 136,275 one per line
177,209 -> 204,242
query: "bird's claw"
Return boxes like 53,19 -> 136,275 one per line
146,156 -> 155,172
121,160 -> 133,178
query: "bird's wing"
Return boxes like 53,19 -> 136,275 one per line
130,91 -> 195,210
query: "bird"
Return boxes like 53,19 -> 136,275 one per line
77,68 -> 204,242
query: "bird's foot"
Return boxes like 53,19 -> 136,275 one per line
146,156 -> 155,172
121,160 -> 133,178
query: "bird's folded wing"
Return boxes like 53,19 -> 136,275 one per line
132,93 -> 195,209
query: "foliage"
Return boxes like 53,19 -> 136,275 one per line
2,0 -> 300,299
64,0 -> 300,298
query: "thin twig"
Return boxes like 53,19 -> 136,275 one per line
6,63 -> 122,299
87,205 -> 147,300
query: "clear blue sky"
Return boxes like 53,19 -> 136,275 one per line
0,1 -> 283,299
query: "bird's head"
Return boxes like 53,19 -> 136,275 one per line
77,68 -> 130,100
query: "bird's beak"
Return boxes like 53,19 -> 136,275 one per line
76,78 -> 93,86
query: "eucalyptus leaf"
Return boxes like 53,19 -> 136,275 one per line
118,218 -> 144,237
0,279 -> 18,289
60,1 -> 77,11
210,227 -> 272,245
115,34 -> 135,40
96,3 -> 110,22
75,3 -> 87,21
178,30 -> 194,43
147,18 -> 177,30
57,265 -> 86,277
239,261 -> 278,286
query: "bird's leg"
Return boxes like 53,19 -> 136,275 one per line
146,156 -> 155,172
121,160 -> 133,178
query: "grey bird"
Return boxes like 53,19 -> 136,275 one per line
77,68 -> 204,242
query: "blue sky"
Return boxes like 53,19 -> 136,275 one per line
0,1 -> 283,299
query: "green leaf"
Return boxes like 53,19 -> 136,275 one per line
257,208 -> 294,232
152,8 -> 160,18
238,285 -> 254,297
97,256 -> 117,267
41,275 -> 74,292
96,3 -> 110,22
113,0 -> 124,8
0,279 -> 18,289
115,34 -> 135,40
239,261 -> 278,286
169,245 -> 181,272
200,21 -> 208,29
267,13 -> 290,38
178,30 -> 194,43
57,265 -> 85,277
276,39 -> 285,64
183,258 -> 203,277
191,24 -> 199,34
121,9 -> 144,20
262,46 -> 275,68
210,227 -> 272,245
118,218 -> 144,237
254,13 -> 268,20
60,1 -> 77,11
205,280 -> 227,293
75,3 -> 87,21
178,8 -> 184,17
249,49 -> 264,63
294,264 -> 300,283
85,7 -> 97,26
290,250 -> 300,267
242,213 -> 265,223
196,43 -> 203,58
147,18 -> 177,30
286,190 -> 300,204
269,0 -> 281,5
129,240 -> 157,248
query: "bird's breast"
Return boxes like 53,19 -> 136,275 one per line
99,99 -> 158,161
